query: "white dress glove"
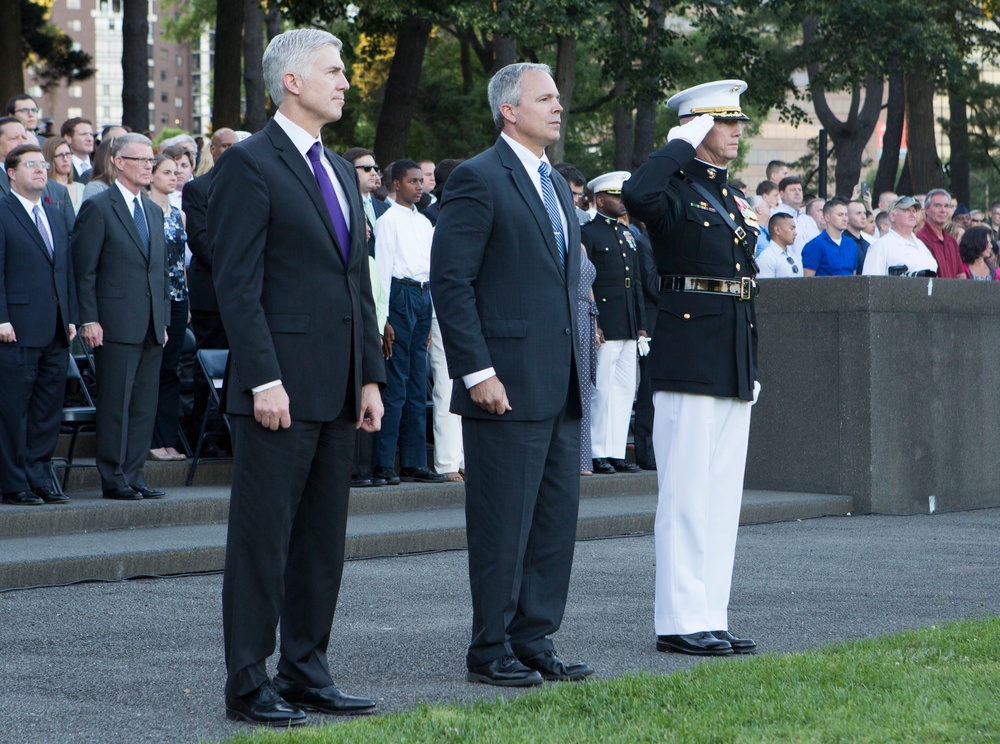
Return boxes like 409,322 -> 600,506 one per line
667,113 -> 716,149
637,336 -> 650,357
751,380 -> 761,405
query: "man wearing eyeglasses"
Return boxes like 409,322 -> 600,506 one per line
0,144 -> 76,505
5,95 -> 45,145
71,133 -> 170,501
756,212 -> 801,278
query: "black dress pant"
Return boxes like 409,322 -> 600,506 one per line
222,409 -> 355,698
462,404 -> 582,668
152,299 -> 188,449
0,329 -> 68,494
633,353 -> 656,468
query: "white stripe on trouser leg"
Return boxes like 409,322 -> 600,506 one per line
652,391 -> 751,635
429,316 -> 464,473
590,339 -> 637,458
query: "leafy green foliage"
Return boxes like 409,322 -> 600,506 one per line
21,0 -> 95,90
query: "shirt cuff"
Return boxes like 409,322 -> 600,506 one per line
462,368 -> 496,389
0,322 -> 11,331
251,380 -> 282,394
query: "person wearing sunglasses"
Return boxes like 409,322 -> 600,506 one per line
756,211 -> 802,278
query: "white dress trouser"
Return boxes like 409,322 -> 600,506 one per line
590,338 -> 637,459
429,316 -> 464,473
652,391 -> 751,635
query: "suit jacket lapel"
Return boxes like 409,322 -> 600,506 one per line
110,185 -> 150,259
328,150 -> 360,269
143,196 -> 163,265
266,120 -> 345,265
6,196 -> 52,263
495,138 -> 564,275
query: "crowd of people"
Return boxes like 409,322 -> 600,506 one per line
749,158 -> 1000,281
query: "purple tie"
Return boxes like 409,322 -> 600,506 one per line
307,142 -> 350,262
33,205 -> 54,259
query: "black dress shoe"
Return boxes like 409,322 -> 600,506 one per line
711,630 -> 757,654
272,675 -> 376,716
608,458 -> 641,473
373,466 -> 400,486
467,654 -> 543,687
3,490 -> 44,506
591,458 -> 616,475
351,476 -> 374,487
369,476 -> 388,487
638,461 -> 657,471
32,486 -> 70,504
521,650 -> 594,681
399,466 -> 448,483
656,631 -> 734,656
225,681 -> 307,726
103,486 -> 142,501
132,486 -> 165,499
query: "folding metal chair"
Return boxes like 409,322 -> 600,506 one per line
51,353 -> 98,492
186,349 -> 231,486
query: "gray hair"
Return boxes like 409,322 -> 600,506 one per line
159,133 -> 196,152
924,188 -> 951,208
487,62 -> 552,130
263,29 -> 343,108
111,132 -> 153,157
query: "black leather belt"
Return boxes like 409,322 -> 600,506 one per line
658,274 -> 759,301
393,277 -> 430,289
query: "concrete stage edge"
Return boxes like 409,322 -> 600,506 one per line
747,275 -> 999,514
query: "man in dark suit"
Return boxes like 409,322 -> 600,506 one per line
0,144 -> 76,505
184,128 -> 238,447
209,29 -> 385,727
72,133 -> 169,502
61,117 -> 94,184
622,80 -> 760,658
431,62 -> 593,687
0,118 -> 75,231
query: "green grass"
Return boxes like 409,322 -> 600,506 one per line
226,617 -> 1000,743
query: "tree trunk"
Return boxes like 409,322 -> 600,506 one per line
613,95 -> 634,171
632,104 -> 656,169
875,74 -> 905,197
213,0 -> 245,130
121,0 -> 149,133
947,76 -> 970,207
373,15 -> 432,165
550,34 -> 576,164
631,0 -> 664,167
242,0 -> 266,132
903,72 -> 946,193
0,0 -> 23,105
265,0 -> 282,43
492,35 -> 516,74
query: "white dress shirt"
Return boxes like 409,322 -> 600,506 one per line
374,200 -> 434,298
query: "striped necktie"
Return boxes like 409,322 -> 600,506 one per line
538,161 -> 566,273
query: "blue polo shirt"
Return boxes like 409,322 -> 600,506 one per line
802,230 -> 858,276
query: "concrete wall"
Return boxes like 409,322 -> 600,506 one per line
747,276 -> 1000,514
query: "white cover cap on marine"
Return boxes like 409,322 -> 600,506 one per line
588,170 -> 631,195
667,79 -> 750,121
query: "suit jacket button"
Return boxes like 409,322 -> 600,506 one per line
683,313 -> 691,319
564,328 -> 571,335
704,221 -> 710,227
736,262 -> 741,271
343,316 -> 351,324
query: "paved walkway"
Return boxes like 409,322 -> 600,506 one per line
2,509 -> 998,744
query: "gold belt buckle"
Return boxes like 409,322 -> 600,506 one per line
739,277 -> 752,301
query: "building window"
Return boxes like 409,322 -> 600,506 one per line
161,92 -> 167,103
160,70 -> 167,81
66,0 -> 81,8
108,18 -> 116,30
68,107 -> 82,118
160,49 -> 168,60
71,41 -> 81,52
176,76 -> 182,87
175,97 -> 184,109
161,113 -> 168,123
68,85 -> 83,98
68,19 -> 82,31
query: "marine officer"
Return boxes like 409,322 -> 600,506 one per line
621,79 -> 760,657
581,170 -> 645,475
